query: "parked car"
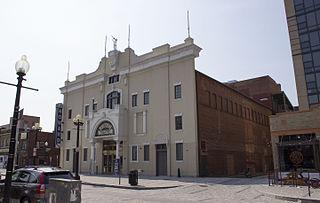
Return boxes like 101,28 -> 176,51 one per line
0,166 -> 75,203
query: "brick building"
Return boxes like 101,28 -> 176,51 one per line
17,130 -> 59,167
227,76 -> 293,113
196,71 -> 273,176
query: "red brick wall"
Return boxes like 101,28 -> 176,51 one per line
196,71 -> 273,177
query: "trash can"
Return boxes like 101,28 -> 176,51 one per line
128,170 -> 138,186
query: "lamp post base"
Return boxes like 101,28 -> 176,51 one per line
74,174 -> 80,180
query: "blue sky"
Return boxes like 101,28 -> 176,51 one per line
0,0 -> 296,131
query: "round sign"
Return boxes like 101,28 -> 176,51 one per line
289,151 -> 303,165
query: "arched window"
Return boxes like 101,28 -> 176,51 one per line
95,121 -> 115,137
106,91 -> 120,109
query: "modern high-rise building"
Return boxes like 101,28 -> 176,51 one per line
285,0 -> 320,109
270,0 -> 320,172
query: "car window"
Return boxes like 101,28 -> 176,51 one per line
44,172 -> 74,183
17,171 -> 30,183
11,171 -> 20,182
28,173 -> 38,183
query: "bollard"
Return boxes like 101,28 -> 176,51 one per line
178,168 -> 181,178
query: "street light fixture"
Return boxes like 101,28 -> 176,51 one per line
32,122 -> 42,165
73,114 -> 84,180
4,55 -> 30,203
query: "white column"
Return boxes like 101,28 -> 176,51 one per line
133,113 -> 137,134
90,142 -> 95,174
143,111 -> 147,133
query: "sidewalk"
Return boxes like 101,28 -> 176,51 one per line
255,184 -> 320,202
80,174 -> 183,190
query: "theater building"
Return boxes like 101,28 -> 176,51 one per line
60,37 -> 273,176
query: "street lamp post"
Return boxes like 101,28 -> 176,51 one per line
4,55 -> 30,203
73,114 -> 84,180
32,123 -> 42,165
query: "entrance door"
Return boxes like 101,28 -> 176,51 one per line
102,140 -> 116,174
103,154 -> 115,174
156,144 -> 167,176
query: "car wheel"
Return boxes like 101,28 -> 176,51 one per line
21,197 -> 31,203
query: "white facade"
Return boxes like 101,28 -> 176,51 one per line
59,38 -> 201,176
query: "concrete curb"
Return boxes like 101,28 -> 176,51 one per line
255,188 -> 320,203
82,181 -> 181,190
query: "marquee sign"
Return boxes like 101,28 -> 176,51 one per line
54,103 -> 63,147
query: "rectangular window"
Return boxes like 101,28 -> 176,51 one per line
174,84 -> 182,99
143,91 -> 150,105
132,94 -> 137,107
66,149 -> 70,161
143,145 -> 149,161
131,145 -> 138,162
68,109 -> 72,119
212,93 -> 217,109
136,112 -> 143,134
176,143 -> 183,161
108,75 -> 120,84
83,148 -> 88,161
175,115 -> 183,130
67,130 -> 71,140
84,105 -> 89,116
93,103 -> 97,111
228,100 -> 233,114
201,140 -> 207,152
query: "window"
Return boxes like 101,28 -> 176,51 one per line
132,94 -> 137,107
176,143 -> 183,161
131,145 -> 138,162
83,148 -> 88,161
108,75 -> 119,84
143,91 -> 150,105
66,149 -> 70,161
68,109 -> 72,119
93,103 -> 97,111
107,91 -> 120,109
201,140 -> 207,152
212,93 -> 217,109
306,74 -> 316,82
228,100 -> 233,114
143,145 -> 149,161
67,130 -> 71,140
174,84 -> 182,99
175,115 -> 183,130
136,112 -> 143,134
309,95 -> 319,104
17,171 -> 30,183
84,105 -> 89,116
223,98 -> 228,112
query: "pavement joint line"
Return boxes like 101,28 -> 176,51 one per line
82,181 -> 181,190
236,186 -> 251,193
188,188 -> 208,194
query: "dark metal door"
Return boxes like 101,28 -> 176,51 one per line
156,144 -> 167,176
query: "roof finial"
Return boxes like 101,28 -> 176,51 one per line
187,10 -> 191,38
67,61 -> 70,81
128,24 -> 131,48
112,36 -> 118,50
104,35 -> 107,57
